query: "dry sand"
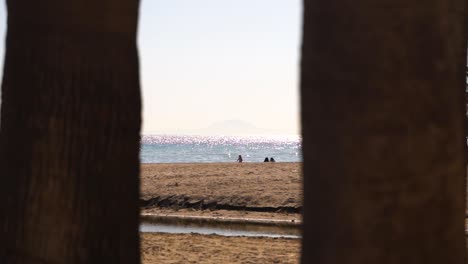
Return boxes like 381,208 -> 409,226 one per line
140,162 -> 302,210
140,162 -> 302,263
141,233 -> 300,264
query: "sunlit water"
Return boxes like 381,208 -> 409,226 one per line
140,135 -> 302,163
140,221 -> 301,239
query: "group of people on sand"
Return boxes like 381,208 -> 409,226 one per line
236,155 -> 275,163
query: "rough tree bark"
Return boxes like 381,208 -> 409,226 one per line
301,0 -> 467,263
0,0 -> 141,263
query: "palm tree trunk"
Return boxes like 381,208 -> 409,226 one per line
0,1 -> 141,263
301,1 -> 466,263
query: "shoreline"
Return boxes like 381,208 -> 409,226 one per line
140,161 -> 302,164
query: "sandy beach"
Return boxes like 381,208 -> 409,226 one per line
140,162 -> 302,219
141,233 -> 300,264
140,162 -> 302,263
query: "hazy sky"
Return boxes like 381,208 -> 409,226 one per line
0,1 -> 302,135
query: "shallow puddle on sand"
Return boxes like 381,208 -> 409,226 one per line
140,221 -> 301,239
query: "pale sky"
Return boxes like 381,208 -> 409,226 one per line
0,1 -> 302,135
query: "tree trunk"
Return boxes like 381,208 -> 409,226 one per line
300,0 -> 466,263
0,1 -> 141,263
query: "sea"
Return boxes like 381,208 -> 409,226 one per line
140,135 -> 302,163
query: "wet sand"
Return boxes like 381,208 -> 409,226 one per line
141,233 -> 300,264
142,208 -> 301,224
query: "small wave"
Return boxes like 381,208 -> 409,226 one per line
140,134 -> 302,163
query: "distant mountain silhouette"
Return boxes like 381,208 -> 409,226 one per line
198,120 -> 281,135
146,119 -> 284,135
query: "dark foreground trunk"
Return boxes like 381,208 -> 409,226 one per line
301,1 -> 467,263
0,1 -> 141,263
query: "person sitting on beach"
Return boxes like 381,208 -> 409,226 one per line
270,157 -> 276,162
237,155 -> 243,163
264,157 -> 269,162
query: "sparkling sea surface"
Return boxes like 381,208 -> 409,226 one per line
140,135 -> 302,163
